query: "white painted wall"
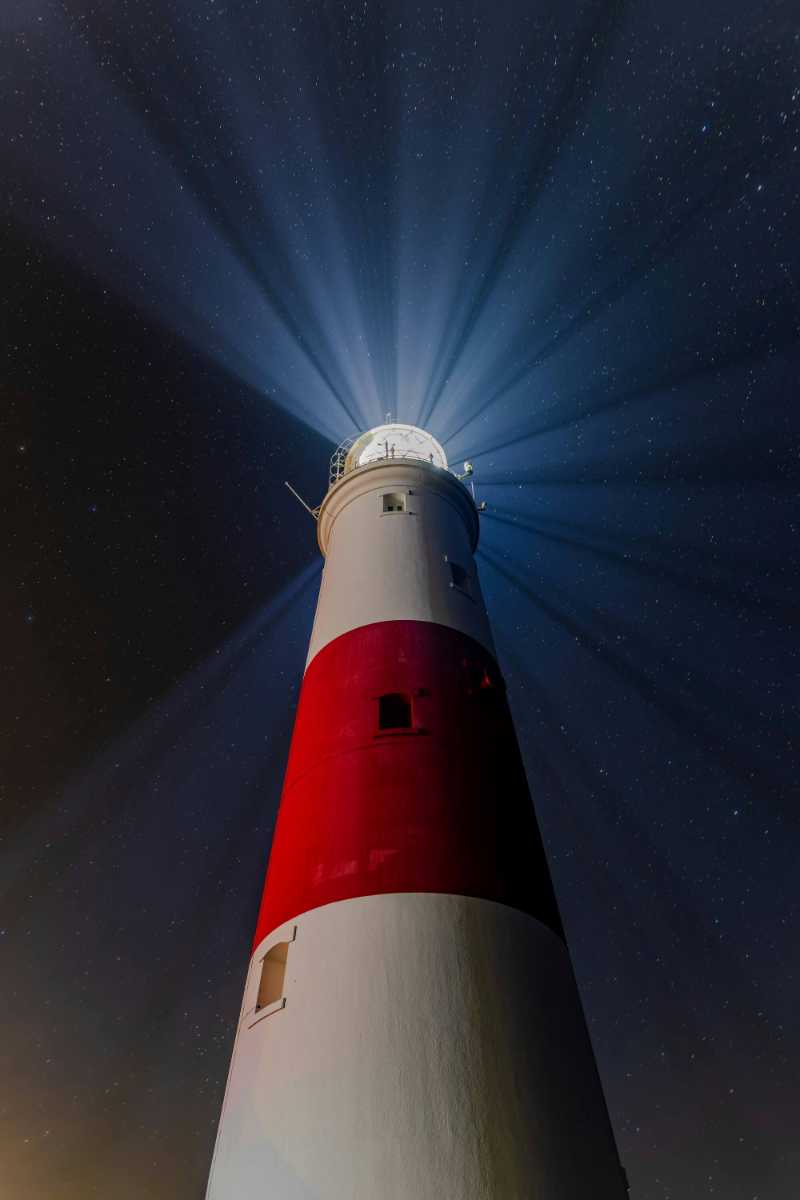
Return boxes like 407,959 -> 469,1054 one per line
207,892 -> 626,1200
307,461 -> 494,666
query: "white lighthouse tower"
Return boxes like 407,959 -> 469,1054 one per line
206,423 -> 627,1199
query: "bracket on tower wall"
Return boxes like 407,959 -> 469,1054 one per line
284,481 -> 321,520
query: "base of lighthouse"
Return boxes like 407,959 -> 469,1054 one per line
207,892 -> 626,1199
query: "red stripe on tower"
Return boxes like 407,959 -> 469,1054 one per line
254,619 -> 562,945
207,425 -> 628,1200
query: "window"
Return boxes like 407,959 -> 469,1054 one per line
257,940 -> 290,1010
378,692 -> 412,730
382,492 -> 406,514
449,561 -> 469,590
447,559 -> 472,598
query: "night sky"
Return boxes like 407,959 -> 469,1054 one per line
3,1 -> 799,1197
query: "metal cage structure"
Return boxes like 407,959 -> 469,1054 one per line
329,435 -> 359,488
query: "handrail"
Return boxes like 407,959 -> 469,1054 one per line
328,438 -> 453,488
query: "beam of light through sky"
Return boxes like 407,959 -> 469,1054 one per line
1,561 -> 320,901
7,0 -> 795,464
1,562 -> 320,1199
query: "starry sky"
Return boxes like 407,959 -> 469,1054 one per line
2,1 -> 799,1197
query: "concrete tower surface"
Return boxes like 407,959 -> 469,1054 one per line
206,424 -> 627,1199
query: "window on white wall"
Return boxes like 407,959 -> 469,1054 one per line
257,941 -> 290,1010
447,560 -> 472,596
381,492 -> 406,513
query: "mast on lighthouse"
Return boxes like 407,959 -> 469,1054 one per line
206,422 -> 628,1199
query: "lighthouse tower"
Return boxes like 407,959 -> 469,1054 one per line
206,423 -> 627,1199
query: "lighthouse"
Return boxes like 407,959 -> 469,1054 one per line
206,423 -> 627,1199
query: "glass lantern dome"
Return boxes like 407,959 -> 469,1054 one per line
330,423 -> 448,487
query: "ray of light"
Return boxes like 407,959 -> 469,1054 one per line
478,543 -> 791,798
1,560 -> 321,904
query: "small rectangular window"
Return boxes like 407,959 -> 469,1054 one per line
382,492 -> 406,514
378,692 -> 412,729
448,561 -> 471,594
257,941 -> 290,1010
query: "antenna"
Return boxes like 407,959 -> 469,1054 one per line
284,481 -> 320,520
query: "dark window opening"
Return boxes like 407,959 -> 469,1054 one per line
378,692 -> 412,730
256,941 -> 290,1010
382,492 -> 406,514
448,561 -> 470,592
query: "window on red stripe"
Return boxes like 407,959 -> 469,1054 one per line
378,693 -> 412,730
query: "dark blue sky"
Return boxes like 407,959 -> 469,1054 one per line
3,1 -> 799,1197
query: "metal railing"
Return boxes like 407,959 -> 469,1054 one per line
329,436 -> 358,488
329,436 -> 450,488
